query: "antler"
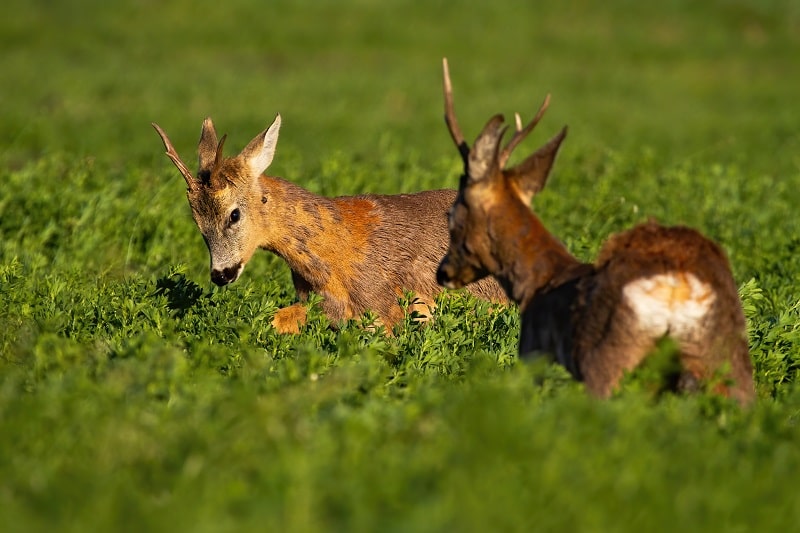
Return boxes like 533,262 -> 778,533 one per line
498,94 -> 551,168
442,58 -> 470,162
152,123 -> 196,190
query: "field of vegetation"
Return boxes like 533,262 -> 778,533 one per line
1,0 -> 799,530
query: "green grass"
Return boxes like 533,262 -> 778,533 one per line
2,0 -> 800,530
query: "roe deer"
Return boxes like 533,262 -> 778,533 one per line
152,114 -> 507,334
435,59 -> 755,404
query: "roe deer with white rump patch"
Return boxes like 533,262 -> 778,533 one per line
152,114 -> 507,334
435,59 -> 755,404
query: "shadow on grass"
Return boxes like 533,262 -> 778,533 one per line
153,273 -> 206,318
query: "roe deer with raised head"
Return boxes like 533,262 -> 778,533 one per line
152,114 -> 507,334
435,59 -> 755,405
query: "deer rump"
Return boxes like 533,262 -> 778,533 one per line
519,222 -> 753,400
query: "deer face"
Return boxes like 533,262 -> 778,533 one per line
186,162 -> 262,285
437,183 -> 498,288
437,113 -> 507,289
435,58 -> 567,293
437,123 -> 567,291
153,114 -> 281,287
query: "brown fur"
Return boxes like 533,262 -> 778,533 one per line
153,114 -> 507,334
435,60 -> 754,405
569,222 -> 753,403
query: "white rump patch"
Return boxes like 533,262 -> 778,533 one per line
622,272 -> 715,339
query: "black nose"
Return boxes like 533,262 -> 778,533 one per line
210,265 -> 239,286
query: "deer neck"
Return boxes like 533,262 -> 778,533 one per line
493,209 -> 581,308
257,177 -> 376,292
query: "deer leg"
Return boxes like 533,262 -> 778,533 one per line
271,303 -> 308,334
408,295 -> 436,323
581,345 -> 655,398
578,315 -> 660,398
676,334 -> 755,405
727,340 -> 756,405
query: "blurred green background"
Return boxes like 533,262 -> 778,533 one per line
3,0 -> 798,175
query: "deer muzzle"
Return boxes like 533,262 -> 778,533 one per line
210,262 -> 243,286
436,257 -> 463,289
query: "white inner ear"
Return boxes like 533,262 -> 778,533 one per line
247,114 -> 281,177
511,180 -> 533,208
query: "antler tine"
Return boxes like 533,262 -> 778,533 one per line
442,58 -> 469,161
152,123 -> 196,190
498,93 -> 551,168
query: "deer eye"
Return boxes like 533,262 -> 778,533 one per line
229,208 -> 241,224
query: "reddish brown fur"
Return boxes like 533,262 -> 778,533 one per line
153,114 -> 507,334
568,222 -> 753,402
436,60 -> 754,405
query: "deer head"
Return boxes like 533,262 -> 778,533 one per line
152,114 -> 281,286
436,58 -> 568,291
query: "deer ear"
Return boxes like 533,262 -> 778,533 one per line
505,126 -> 567,206
197,117 -> 219,173
241,113 -> 281,178
467,114 -> 506,183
